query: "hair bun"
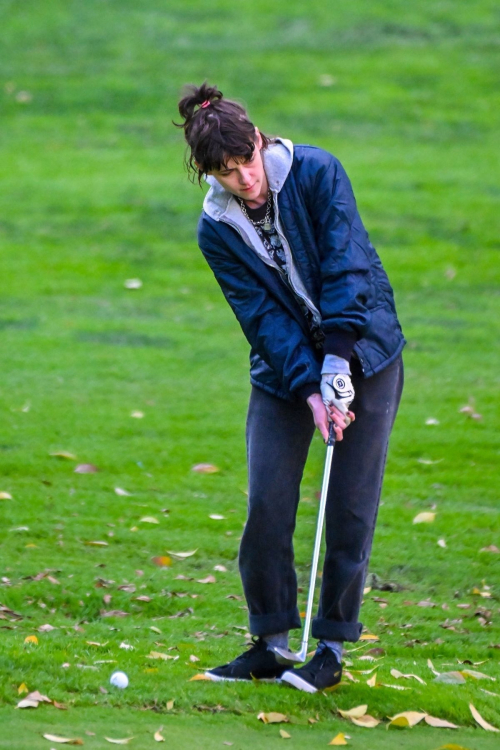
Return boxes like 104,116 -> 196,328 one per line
177,81 -> 223,124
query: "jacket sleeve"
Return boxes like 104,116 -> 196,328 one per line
198,227 -> 321,398
308,153 -> 372,360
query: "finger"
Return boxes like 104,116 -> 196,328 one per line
347,410 -> 355,422
334,423 -> 343,441
328,409 -> 347,429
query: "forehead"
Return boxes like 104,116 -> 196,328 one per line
220,154 -> 253,171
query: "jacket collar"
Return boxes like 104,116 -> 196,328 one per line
202,137 -> 294,221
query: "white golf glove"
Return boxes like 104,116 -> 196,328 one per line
321,373 -> 355,425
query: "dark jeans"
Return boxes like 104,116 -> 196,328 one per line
239,355 -> 404,642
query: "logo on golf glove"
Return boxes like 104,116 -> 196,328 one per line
321,373 -> 355,417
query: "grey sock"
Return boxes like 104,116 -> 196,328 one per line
263,631 -> 289,651
323,639 -> 343,662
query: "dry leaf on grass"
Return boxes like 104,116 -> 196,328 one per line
105,738 -> 134,745
434,671 -> 466,684
154,728 -> 165,742
388,711 -> 427,728
338,705 -> 367,719
350,715 -> 380,728
17,683 -> 28,695
359,634 -> 379,642
85,540 -> 108,547
166,700 -> 174,710
192,463 -> 219,474
279,729 -> 291,739
74,463 -> 98,473
0,491 -> 13,499
480,545 -> 500,553
39,624 -> 57,632
214,565 -> 227,572
24,635 -> 38,645
461,669 -> 495,681
424,715 -> 459,728
50,452 -> 77,460
189,673 -> 211,681
146,651 -> 178,661
367,673 -> 378,687
329,733 -> 348,745
139,516 -> 159,524
16,699 -> 39,709
114,487 -> 132,496
166,549 -> 197,560
196,575 -> 216,584
434,745 -> 471,750
209,514 -> 225,520
390,668 -> 426,685
469,703 -> 499,732
413,512 -> 436,524
124,278 -> 142,289
42,735 -> 83,745
257,712 -> 288,724
151,556 -> 172,567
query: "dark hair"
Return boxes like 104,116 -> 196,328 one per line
174,82 -> 272,185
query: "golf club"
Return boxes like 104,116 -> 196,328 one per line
271,421 -> 336,665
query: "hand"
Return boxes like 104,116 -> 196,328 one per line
306,392 -> 352,442
320,373 -> 356,428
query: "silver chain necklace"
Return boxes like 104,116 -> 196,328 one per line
238,190 -> 273,231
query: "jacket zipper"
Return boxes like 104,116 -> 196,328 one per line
271,191 -> 322,327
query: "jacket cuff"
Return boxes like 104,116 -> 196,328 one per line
295,382 -> 321,401
323,329 -> 358,361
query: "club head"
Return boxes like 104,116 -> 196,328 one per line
272,646 -> 306,665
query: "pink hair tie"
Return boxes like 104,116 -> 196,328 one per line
200,100 -> 211,108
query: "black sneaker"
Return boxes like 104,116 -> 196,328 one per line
281,642 -> 342,693
205,637 -> 287,682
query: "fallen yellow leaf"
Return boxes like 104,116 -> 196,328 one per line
0,491 -> 13,499
359,634 -> 379,641
257,712 -> 288,724
154,727 -> 165,742
413,512 -> 436,524
50,452 -> 77,460
469,703 -> 499,732
461,669 -> 495,681
151,556 -> 172,567
189,673 -> 211,681
338,705 -> 367,719
166,700 -> 174,710
388,711 -> 427,728
139,516 -> 159,524
18,683 -> 28,695
329,733 -> 348,745
390,668 -> 426,684
279,729 -> 291,739
24,635 -> 38,645
367,673 -> 377,687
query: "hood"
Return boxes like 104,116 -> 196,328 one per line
202,137 -> 294,221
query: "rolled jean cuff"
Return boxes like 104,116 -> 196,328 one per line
312,618 -> 363,642
249,608 -> 302,636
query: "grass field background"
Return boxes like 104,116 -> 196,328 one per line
1,1 -> 499,747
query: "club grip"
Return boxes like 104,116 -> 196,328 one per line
327,421 -> 336,446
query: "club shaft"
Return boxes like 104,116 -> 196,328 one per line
300,436 -> 335,657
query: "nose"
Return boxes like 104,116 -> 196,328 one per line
238,167 -> 252,186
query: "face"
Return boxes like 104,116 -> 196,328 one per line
206,130 -> 268,204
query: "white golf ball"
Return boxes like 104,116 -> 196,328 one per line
110,671 -> 129,689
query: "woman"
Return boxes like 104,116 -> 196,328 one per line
175,82 -> 405,693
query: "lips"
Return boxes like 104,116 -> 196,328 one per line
241,183 -> 256,192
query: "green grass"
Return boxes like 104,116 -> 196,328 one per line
1,0 -> 499,747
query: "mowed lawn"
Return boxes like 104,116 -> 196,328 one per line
0,1 -> 499,748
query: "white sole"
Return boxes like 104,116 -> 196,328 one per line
280,671 -> 318,694
204,672 -> 277,683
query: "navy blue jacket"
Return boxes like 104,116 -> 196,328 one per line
198,140 -> 405,401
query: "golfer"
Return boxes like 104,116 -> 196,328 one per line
175,83 -> 405,692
